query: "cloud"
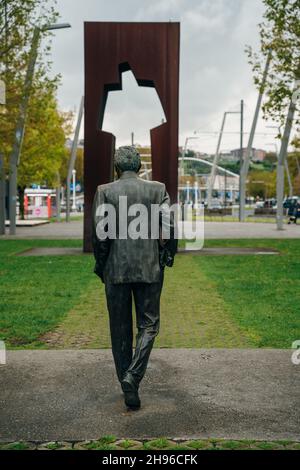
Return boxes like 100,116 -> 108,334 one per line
48,0 -> 290,152
102,70 -> 166,146
134,0 -> 184,19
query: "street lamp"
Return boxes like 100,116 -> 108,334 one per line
180,135 -> 199,176
9,22 -> 71,235
207,110 -> 241,209
186,180 -> 190,203
46,23 -> 72,31
66,96 -> 84,222
72,169 -> 77,211
194,180 -> 199,209
239,51 -> 272,222
267,122 -> 292,197
266,141 -> 293,197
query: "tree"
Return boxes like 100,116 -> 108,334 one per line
17,88 -> 73,218
246,0 -> 300,228
248,170 -> 277,199
0,0 -> 59,99
1,1 -> 39,58
74,147 -> 84,185
246,0 -> 300,126
0,0 -> 60,160
286,136 -> 300,194
264,151 -> 277,169
60,147 -> 83,187
0,0 -> 71,219
219,160 -> 240,175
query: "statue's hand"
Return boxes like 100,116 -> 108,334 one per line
159,248 -> 174,268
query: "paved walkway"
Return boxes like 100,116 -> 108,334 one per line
1,219 -> 300,239
1,349 -> 299,442
0,219 -> 83,239
204,221 -> 300,239
5,219 -> 49,227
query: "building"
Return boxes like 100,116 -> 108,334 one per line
230,147 -> 266,162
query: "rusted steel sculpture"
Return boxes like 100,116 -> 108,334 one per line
84,22 -> 180,251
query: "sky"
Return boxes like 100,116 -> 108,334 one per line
46,0 -> 290,154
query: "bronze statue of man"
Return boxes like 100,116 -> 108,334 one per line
92,146 -> 177,410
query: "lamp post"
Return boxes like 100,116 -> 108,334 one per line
266,141 -> 293,198
266,124 -> 294,199
207,110 -> 241,209
66,96 -> 84,222
180,136 -> 198,176
194,181 -> 199,209
186,181 -> 190,204
239,50 -> 272,221
8,22 -> 71,235
72,169 -> 76,211
238,99 -> 244,218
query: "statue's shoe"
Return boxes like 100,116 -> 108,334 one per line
121,374 -> 141,410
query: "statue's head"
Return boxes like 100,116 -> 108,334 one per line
115,146 -> 141,176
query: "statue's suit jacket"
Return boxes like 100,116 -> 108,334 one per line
92,171 -> 177,284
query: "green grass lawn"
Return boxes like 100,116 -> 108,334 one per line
0,239 -> 92,347
0,238 -> 299,349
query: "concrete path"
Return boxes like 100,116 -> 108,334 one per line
0,219 -> 83,239
1,349 -> 299,442
204,221 -> 300,239
1,219 -> 300,240
5,219 -> 49,227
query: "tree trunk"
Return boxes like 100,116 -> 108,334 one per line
18,185 -> 26,220
0,153 -> 6,234
56,171 -> 61,222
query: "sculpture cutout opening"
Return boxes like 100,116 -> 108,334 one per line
84,22 -> 180,251
102,66 -> 167,149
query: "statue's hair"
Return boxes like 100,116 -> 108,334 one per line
115,146 -> 141,173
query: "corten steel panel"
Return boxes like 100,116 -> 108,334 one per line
84,22 -> 180,252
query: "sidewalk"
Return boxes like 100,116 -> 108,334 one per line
1,219 -> 300,239
1,349 -> 299,442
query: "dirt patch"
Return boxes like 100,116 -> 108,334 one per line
40,330 -> 98,348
